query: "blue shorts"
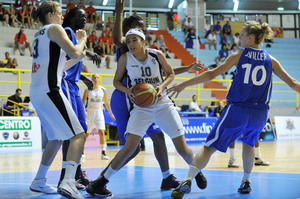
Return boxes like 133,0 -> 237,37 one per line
110,89 -> 162,145
61,79 -> 88,130
205,104 -> 268,152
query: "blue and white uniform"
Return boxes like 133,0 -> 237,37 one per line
205,47 -> 272,152
110,48 -> 161,145
30,24 -> 83,141
61,27 -> 88,131
124,48 -> 184,139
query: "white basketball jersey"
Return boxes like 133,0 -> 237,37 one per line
126,48 -> 164,88
30,24 -> 67,96
86,86 -> 105,110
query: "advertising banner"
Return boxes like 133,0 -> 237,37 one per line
0,116 -> 42,152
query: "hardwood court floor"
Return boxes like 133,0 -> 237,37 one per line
0,139 -> 299,199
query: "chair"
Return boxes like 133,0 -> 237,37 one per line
181,105 -> 189,112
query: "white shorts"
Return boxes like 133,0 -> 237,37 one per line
30,91 -> 84,141
126,95 -> 184,139
86,109 -> 105,131
101,56 -> 107,63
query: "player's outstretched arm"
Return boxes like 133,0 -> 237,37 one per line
112,0 -> 125,48
272,56 -> 300,93
173,62 -> 204,75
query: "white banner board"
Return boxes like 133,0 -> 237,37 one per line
0,116 -> 42,152
274,116 -> 300,139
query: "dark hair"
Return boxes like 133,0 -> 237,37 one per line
16,88 -> 22,93
31,1 -> 60,25
192,95 -> 196,98
62,7 -> 82,28
122,14 -> 145,36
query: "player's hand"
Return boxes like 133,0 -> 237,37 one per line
115,0 -> 124,14
86,51 -> 101,66
75,29 -> 87,41
155,85 -> 163,100
127,87 -> 135,103
167,83 -> 186,98
187,62 -> 205,73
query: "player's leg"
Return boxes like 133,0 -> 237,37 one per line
98,129 -> 108,159
254,139 -> 270,166
228,141 -> 239,168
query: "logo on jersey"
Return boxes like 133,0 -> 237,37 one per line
131,65 -> 139,67
152,58 -> 156,65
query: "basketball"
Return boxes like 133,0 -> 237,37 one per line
131,83 -> 157,108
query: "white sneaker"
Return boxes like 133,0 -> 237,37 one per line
30,178 -> 57,194
58,179 -> 84,199
228,159 -> 239,168
101,154 -> 109,160
255,157 -> 270,166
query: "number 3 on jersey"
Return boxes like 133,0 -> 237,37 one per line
32,39 -> 39,59
242,64 -> 266,86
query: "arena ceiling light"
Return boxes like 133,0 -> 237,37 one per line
233,0 -> 239,11
168,0 -> 174,8
103,0 -> 109,6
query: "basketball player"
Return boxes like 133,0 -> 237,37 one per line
58,7 -> 101,190
86,28 -> 201,196
103,0 -> 206,192
82,73 -> 115,160
29,2 -> 86,199
168,21 -> 300,198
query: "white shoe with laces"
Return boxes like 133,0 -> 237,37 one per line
30,178 -> 57,194
228,159 -> 240,168
101,153 -> 109,160
255,157 -> 270,166
58,179 -> 84,199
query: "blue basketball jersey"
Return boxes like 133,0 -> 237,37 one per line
226,48 -> 273,109
63,27 -> 83,83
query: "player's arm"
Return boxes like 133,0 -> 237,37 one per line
271,56 -> 300,93
168,51 -> 241,98
103,88 -> 116,121
173,62 -> 204,75
113,54 -> 132,96
156,51 -> 175,98
82,88 -> 89,105
112,0 -> 124,48
48,24 -> 86,60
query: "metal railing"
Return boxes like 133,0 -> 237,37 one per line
0,68 -> 298,108
1,98 -> 36,116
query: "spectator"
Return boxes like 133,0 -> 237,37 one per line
207,58 -> 220,70
204,25 -> 213,38
214,100 -> 226,118
86,2 -> 96,23
207,30 -> 217,50
207,101 -> 216,117
107,32 -> 115,55
166,8 -> 174,31
213,21 -> 221,35
185,28 -> 200,49
232,32 -> 241,49
149,40 -> 159,50
7,4 -> 20,27
220,32 -> 231,49
94,40 -> 111,69
1,52 -> 18,69
66,0 -> 75,14
157,35 -> 170,58
183,17 -> 194,35
4,88 -> 23,116
99,31 -> 109,54
103,26 -> 111,36
230,44 -> 239,54
18,4 -> 32,28
88,30 -> 97,51
145,31 -> 152,46
77,0 -> 86,10
95,15 -> 104,30
105,17 -> 114,31
14,26 -> 32,56
204,20 -> 211,34
189,95 -> 202,112
0,3 -> 10,27
222,21 -> 232,37
217,44 -> 229,79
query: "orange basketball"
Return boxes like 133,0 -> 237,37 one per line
132,83 -> 157,108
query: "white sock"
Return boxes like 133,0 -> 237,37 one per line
103,165 -> 117,180
162,170 -> 170,179
255,147 -> 261,158
242,172 -> 251,181
100,144 -> 107,151
64,161 -> 77,180
186,166 -> 199,180
229,148 -> 235,160
35,164 -> 50,180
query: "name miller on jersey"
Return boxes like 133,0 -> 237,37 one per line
245,50 -> 267,61
134,76 -> 160,85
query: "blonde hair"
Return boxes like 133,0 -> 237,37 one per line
243,21 -> 274,45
